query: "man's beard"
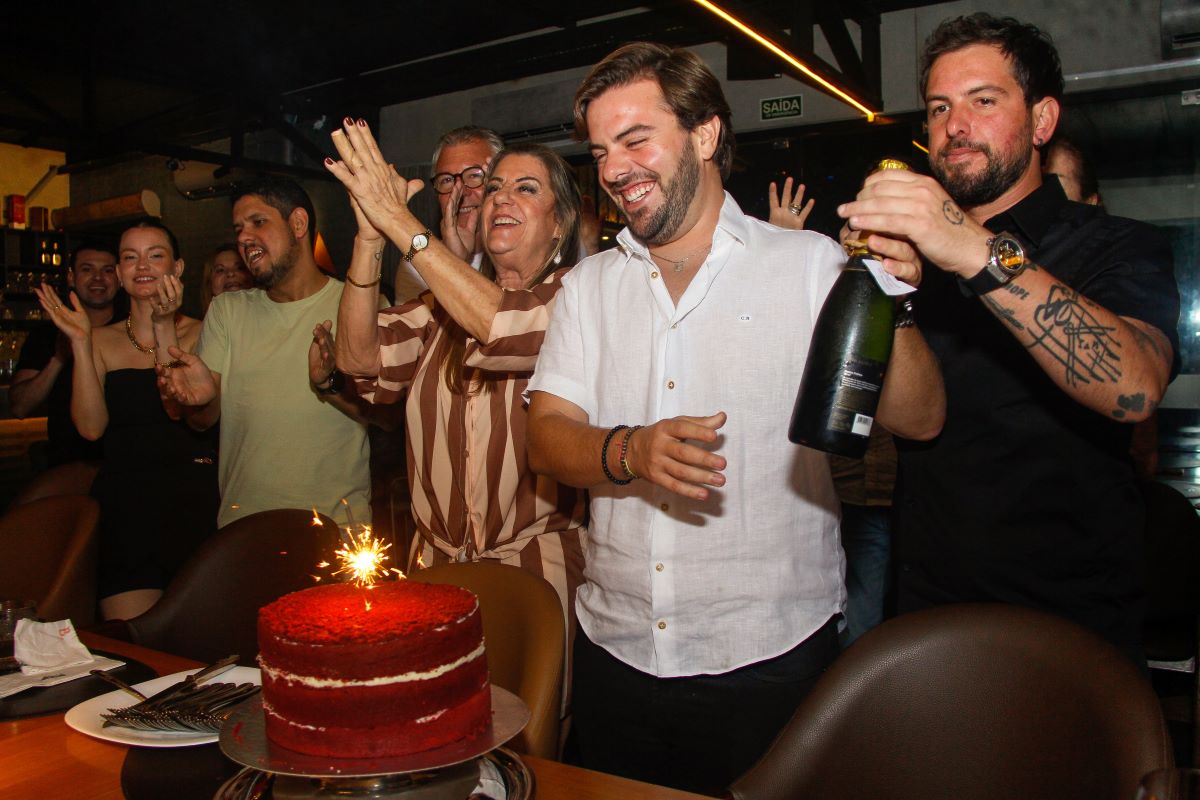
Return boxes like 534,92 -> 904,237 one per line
252,241 -> 299,289
931,134 -> 1032,209
614,144 -> 701,246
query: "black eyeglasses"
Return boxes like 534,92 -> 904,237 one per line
432,166 -> 486,195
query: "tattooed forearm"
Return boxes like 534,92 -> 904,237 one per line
942,201 -> 964,225
1029,285 -> 1122,386
982,293 -> 1025,331
1003,283 -> 1029,301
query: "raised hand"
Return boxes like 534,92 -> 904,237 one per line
325,119 -> 425,239
157,346 -> 217,407
439,178 -> 479,261
625,412 -> 728,500
768,177 -> 815,229
33,283 -> 90,344
152,273 -> 184,322
308,320 -> 337,387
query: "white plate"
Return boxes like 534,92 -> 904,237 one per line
64,666 -> 261,748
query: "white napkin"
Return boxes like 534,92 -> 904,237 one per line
470,758 -> 508,799
0,618 -> 124,699
16,618 -> 94,674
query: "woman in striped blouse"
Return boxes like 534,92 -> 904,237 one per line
327,120 -> 586,634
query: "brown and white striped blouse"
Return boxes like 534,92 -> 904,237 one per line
355,268 -> 586,628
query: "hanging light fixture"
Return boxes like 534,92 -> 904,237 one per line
690,0 -> 879,122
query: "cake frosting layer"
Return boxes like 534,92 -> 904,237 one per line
257,580 -> 491,758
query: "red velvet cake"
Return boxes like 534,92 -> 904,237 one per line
257,580 -> 490,759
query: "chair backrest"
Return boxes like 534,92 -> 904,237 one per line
0,494 -> 100,627
10,461 -> 99,508
730,604 -> 1173,800
124,509 -> 338,666
409,561 -> 565,760
1142,480 -> 1200,623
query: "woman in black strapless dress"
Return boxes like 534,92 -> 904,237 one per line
35,220 -> 218,621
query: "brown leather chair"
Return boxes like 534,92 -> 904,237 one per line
0,494 -> 100,627
9,461 -> 99,507
1141,480 -> 1200,765
122,509 -> 339,666
409,560 -> 565,760
730,604 -> 1173,800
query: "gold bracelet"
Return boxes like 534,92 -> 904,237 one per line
346,272 -> 381,289
156,359 -> 186,370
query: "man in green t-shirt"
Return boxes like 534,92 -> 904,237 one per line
163,176 -> 379,530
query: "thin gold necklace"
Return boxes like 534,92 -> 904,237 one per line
651,242 -> 711,273
126,317 -> 155,355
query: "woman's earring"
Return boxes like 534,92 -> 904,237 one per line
553,249 -> 563,265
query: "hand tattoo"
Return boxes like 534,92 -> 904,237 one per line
942,201 -> 964,225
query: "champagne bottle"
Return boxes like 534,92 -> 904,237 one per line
788,159 -> 908,458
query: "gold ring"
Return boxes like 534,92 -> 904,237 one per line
788,204 -> 803,215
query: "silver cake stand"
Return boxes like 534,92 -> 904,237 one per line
216,685 -> 531,799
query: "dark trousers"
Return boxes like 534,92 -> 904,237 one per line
571,617 -> 840,796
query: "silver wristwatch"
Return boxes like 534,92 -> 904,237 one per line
961,232 -> 1028,296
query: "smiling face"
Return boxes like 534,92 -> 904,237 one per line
68,248 -> 119,311
482,153 -> 561,285
210,249 -> 252,297
585,79 -> 704,246
118,227 -> 183,299
232,194 -> 303,289
925,44 -> 1055,212
434,139 -> 496,228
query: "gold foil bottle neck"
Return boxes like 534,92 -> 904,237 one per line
844,158 -> 912,256
873,158 -> 910,173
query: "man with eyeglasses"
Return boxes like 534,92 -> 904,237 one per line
393,126 -> 503,303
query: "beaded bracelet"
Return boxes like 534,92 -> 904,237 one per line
619,425 -> 641,481
601,424 -> 633,485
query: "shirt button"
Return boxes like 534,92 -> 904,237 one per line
667,380 -> 675,389
650,271 -> 659,279
657,621 -> 667,630
660,502 -> 669,512
655,562 -> 664,572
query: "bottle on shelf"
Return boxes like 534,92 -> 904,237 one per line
788,158 -> 910,458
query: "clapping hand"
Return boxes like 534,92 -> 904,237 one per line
157,346 -> 217,407
33,283 -> 90,344
440,176 -> 483,261
325,118 -> 425,241
309,320 -> 337,388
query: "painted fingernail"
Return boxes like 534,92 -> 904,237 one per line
344,116 -> 353,126
357,118 -> 366,127
324,157 -> 334,165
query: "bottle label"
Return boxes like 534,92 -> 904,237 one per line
826,355 -> 885,437
861,258 -> 917,297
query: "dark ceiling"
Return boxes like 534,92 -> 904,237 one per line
2,1 -> 942,178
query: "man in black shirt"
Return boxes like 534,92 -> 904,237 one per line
837,13 -> 1179,660
10,240 -> 121,466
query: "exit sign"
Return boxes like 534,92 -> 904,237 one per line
761,94 -> 803,121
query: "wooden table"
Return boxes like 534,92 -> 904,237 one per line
0,633 -> 711,799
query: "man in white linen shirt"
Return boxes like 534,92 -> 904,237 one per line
526,43 -> 944,795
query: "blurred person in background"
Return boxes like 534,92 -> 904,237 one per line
10,240 -> 122,469
200,243 -> 251,314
